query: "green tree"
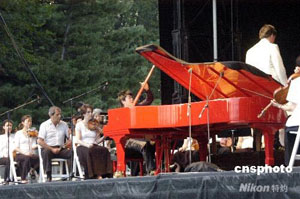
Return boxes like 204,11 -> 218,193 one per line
0,0 -> 159,127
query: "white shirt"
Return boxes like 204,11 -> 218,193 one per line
75,121 -> 97,145
246,38 -> 288,86
14,130 -> 37,154
0,134 -> 15,158
286,78 -> 300,127
238,136 -> 253,149
38,119 -> 69,147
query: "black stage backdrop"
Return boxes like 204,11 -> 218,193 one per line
159,0 -> 300,104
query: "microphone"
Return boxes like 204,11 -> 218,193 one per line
198,103 -> 208,119
220,71 -> 224,77
102,81 -> 109,90
198,70 -> 223,119
37,95 -> 41,104
187,67 -> 193,117
31,94 -> 41,104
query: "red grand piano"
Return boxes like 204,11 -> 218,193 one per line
103,44 -> 286,175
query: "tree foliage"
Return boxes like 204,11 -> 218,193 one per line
0,0 -> 159,127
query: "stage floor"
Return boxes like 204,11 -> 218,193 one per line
1,166 -> 300,199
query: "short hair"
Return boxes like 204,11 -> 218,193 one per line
259,24 -> 277,39
79,104 -> 93,115
93,108 -> 103,117
117,90 -> 132,106
48,106 -> 61,117
296,55 -> 300,66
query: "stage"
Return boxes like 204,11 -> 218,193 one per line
0,166 -> 300,198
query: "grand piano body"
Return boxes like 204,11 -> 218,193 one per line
103,44 -> 286,174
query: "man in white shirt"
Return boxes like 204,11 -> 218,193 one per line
38,106 -> 71,182
246,24 -> 288,86
272,64 -> 300,165
246,25 -> 288,152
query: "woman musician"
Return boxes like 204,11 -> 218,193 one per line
271,59 -> 300,166
14,115 -> 39,183
75,104 -> 112,179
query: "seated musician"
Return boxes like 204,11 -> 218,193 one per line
118,82 -> 156,175
92,108 -> 112,149
271,60 -> 300,166
218,137 -> 232,154
235,135 -> 254,152
75,104 -> 112,179
170,138 -> 200,172
37,106 -> 72,182
0,120 -> 14,184
14,115 -> 39,183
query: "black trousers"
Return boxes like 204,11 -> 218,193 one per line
77,145 -> 112,179
15,154 -> 39,180
41,148 -> 72,177
0,157 -> 10,181
126,141 -> 156,175
285,126 -> 299,166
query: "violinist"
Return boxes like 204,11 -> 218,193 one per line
0,119 -> 14,184
14,115 -> 39,183
92,108 -> 110,148
271,57 -> 300,165
75,104 -> 112,179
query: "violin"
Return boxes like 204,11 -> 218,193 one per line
258,72 -> 300,118
272,73 -> 300,104
27,128 -> 38,137
87,119 -> 101,131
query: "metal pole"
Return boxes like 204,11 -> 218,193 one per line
213,0 -> 218,61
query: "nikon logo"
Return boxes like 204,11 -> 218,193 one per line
239,183 -> 270,192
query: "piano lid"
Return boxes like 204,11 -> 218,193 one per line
136,44 -> 281,101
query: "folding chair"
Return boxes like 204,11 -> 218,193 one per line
288,128 -> 300,168
38,145 -> 69,183
9,149 -> 18,183
72,136 -> 84,179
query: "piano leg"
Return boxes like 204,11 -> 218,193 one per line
114,136 -> 126,176
163,136 -> 170,173
155,138 -> 162,174
154,135 -> 171,174
262,129 -> 275,166
198,137 -> 208,161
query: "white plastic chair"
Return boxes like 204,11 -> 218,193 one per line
9,150 -> 18,183
288,128 -> 300,168
38,145 -> 69,183
72,136 -> 84,179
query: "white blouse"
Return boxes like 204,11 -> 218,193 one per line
14,130 -> 37,154
286,78 -> 300,127
75,121 -> 97,145
0,134 -> 15,158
